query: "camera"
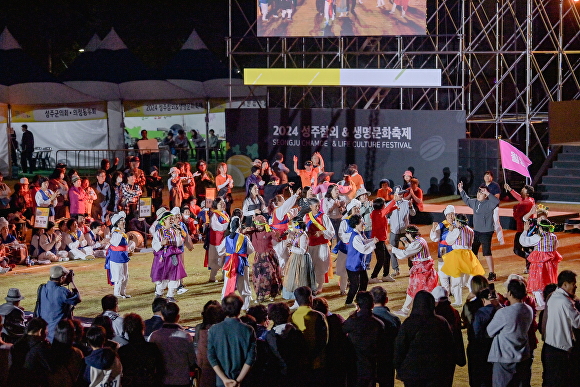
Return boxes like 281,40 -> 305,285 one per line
64,269 -> 75,285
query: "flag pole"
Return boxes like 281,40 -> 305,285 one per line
498,138 -> 507,185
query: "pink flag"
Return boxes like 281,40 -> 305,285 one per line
499,140 -> 532,178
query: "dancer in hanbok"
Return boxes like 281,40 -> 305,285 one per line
205,198 -> 229,282
247,215 -> 283,302
333,199 -> 361,294
388,225 -> 438,317
105,211 -> 134,298
150,211 -> 187,302
282,219 -> 316,308
441,214 -> 485,306
304,198 -> 335,294
520,218 -> 562,308
63,218 -> 95,260
269,189 -> 301,270
218,216 -> 254,311
430,205 -> 456,294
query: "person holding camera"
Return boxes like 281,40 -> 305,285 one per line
36,265 -> 81,342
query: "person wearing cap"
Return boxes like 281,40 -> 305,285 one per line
334,198 -> 361,293
505,183 -> 535,273
344,215 -> 378,306
151,211 -> 187,302
269,188 -> 301,270
376,179 -> 393,202
402,170 -> 413,190
304,197 -> 335,294
37,265 -> 81,341
0,288 -> 26,343
430,205 -> 456,296
486,278 -> 533,387
68,175 -> 88,218
120,171 -> 143,222
20,124 -> 34,173
387,225 -> 438,317
38,221 -> 69,263
293,155 -> 318,189
126,155 -> 146,188
458,180 -> 500,282
520,218 -> 562,308
441,214 -> 486,306
387,186 -> 416,277
106,211 -> 133,299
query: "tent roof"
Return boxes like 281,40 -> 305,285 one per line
84,34 -> 102,52
161,29 -> 236,83
60,28 -> 198,101
0,28 -> 101,104
60,28 -> 151,83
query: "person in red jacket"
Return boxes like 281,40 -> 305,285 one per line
504,183 -> 535,273
369,197 -> 397,283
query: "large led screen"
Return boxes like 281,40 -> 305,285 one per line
257,0 -> 427,37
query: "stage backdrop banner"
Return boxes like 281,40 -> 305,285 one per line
225,108 -> 466,191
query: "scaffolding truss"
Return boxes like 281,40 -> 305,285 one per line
228,0 -> 580,162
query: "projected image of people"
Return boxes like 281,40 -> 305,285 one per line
257,0 -> 427,37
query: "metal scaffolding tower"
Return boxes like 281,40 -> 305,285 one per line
228,0 -> 580,163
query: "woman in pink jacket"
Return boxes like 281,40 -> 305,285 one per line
68,175 -> 88,217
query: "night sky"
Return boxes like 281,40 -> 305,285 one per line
0,1 -> 253,75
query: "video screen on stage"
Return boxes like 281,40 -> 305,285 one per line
257,0 -> 427,37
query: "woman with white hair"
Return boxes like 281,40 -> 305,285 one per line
106,211 -> 134,299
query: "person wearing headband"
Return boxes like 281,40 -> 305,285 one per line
216,216 -> 254,310
246,215 -> 283,303
387,225 -> 438,317
520,218 -> 562,309
150,211 -> 187,302
430,205 -> 456,297
440,214 -> 485,306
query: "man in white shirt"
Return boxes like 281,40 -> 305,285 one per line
541,270 -> 580,386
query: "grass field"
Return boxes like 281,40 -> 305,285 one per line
2,192 -> 579,386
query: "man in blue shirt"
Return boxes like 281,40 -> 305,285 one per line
37,265 -> 81,342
